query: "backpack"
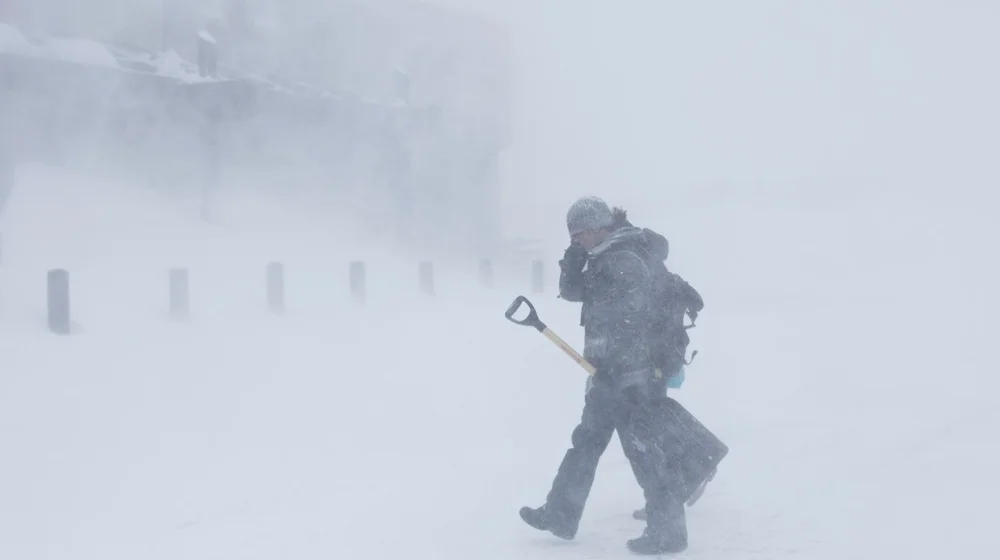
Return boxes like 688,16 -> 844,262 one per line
658,271 -> 703,363
644,256 -> 704,376
608,209 -> 704,380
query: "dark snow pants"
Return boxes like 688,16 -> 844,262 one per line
542,380 -> 687,540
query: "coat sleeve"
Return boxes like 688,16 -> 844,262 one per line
558,261 -> 586,302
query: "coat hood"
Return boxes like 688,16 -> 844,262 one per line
639,228 -> 669,262
589,225 -> 670,262
589,226 -> 647,258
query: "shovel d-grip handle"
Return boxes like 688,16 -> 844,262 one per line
505,295 -> 597,376
505,295 -> 544,331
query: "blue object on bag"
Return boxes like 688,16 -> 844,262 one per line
667,365 -> 686,390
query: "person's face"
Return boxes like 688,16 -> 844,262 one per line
572,230 -> 605,251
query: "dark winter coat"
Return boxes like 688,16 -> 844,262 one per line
620,226 -> 703,375
560,225 -> 704,382
558,227 -> 658,392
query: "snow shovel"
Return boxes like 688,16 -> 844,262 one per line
505,295 -> 729,508
504,295 -> 596,376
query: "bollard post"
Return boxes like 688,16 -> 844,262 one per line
168,267 -> 190,320
419,261 -> 435,296
349,261 -> 366,303
479,258 -> 494,289
46,269 -> 71,335
531,260 -> 545,294
266,261 -> 284,314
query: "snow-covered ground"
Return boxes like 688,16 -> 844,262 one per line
0,165 -> 997,560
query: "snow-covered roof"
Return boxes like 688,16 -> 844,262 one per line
198,30 -> 217,45
102,43 -> 219,84
0,22 -> 30,54
1,22 -> 120,69
0,22 -> 225,84
0,22 -> 399,108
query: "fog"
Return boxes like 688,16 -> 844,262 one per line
1,2 -> 999,559
500,0 -> 999,208
5,1 -> 1000,236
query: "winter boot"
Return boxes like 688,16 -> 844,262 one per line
627,527 -> 688,555
626,494 -> 687,555
519,505 -> 577,540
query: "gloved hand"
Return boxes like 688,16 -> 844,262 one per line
559,242 -> 588,273
585,369 -> 614,398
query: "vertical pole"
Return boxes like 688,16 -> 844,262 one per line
531,260 -> 544,294
479,258 -> 493,289
169,267 -> 190,320
349,261 -> 366,303
419,261 -> 435,297
46,269 -> 71,335
266,262 -> 285,314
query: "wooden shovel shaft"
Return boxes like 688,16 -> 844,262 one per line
541,327 -> 597,376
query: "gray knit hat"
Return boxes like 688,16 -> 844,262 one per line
566,196 -> 614,235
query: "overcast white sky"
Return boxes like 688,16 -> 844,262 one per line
430,0 -> 1000,209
